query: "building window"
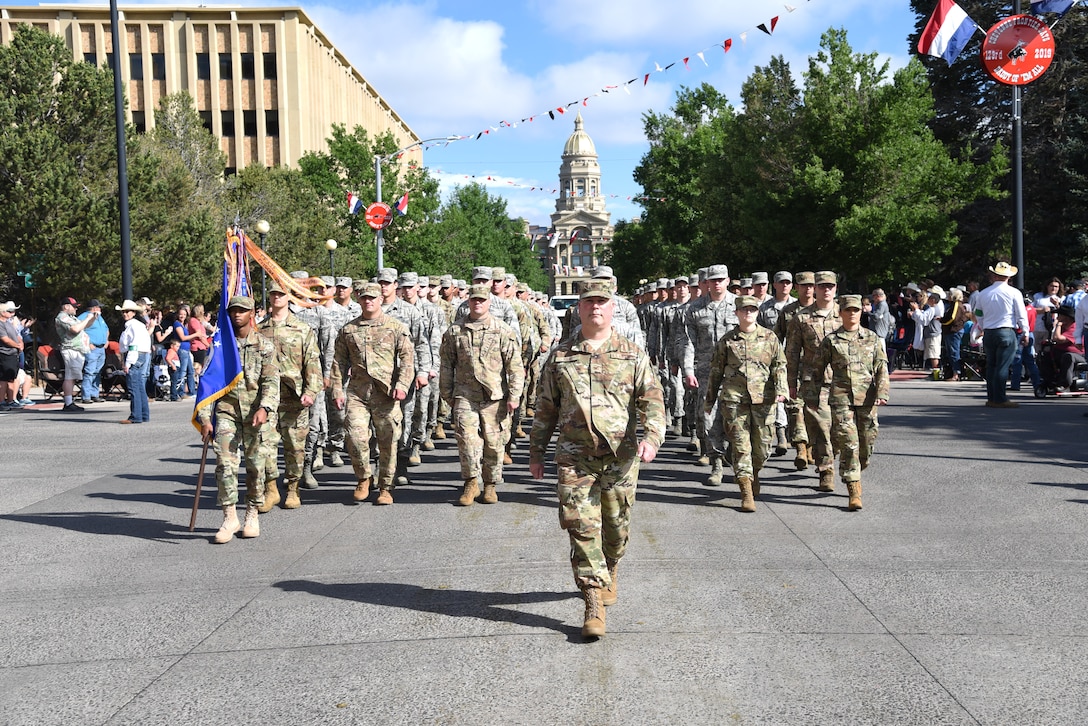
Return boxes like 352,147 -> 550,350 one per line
130,111 -> 146,134
218,54 -> 232,80
242,110 -> 257,137
263,53 -> 277,79
221,110 -> 235,137
151,53 -> 165,81
265,110 -> 279,137
196,53 -> 210,80
83,52 -> 97,66
199,111 -> 213,133
129,54 -> 143,81
224,167 -> 237,177
240,52 -> 255,80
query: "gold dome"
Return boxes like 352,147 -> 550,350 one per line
563,112 -> 597,157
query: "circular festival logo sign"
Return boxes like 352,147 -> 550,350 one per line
981,14 -> 1055,86
365,202 -> 393,230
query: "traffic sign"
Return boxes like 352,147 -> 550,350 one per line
981,14 -> 1055,86
365,202 -> 393,230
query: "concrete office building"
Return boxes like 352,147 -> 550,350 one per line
0,4 -> 420,173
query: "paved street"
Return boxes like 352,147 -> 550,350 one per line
1,377 -> 1086,725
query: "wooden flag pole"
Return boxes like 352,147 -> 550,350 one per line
189,438 -> 211,532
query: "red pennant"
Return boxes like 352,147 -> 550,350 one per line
683,57 -> 690,69
758,17 -> 778,35
724,39 -> 732,53
643,73 -> 650,85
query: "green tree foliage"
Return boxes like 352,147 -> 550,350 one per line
0,26 -> 119,302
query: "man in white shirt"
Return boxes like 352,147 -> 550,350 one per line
117,299 -> 153,423
973,262 -> 1030,408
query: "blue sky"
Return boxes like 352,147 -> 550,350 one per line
20,1 -> 923,225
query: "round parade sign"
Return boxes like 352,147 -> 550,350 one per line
981,14 -> 1055,86
364,202 -> 393,230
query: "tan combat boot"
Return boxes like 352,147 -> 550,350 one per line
457,477 -> 479,506
602,561 -> 619,606
481,483 -> 498,504
737,476 -> 756,512
433,422 -> 446,440
774,426 -> 788,456
525,407 -> 535,418
794,442 -> 809,471
312,446 -> 325,471
818,469 -> 835,492
407,444 -> 422,467
705,457 -> 724,487
300,456 -> 319,490
514,425 -> 527,439
375,488 -> 394,505
422,437 -> 435,452
240,503 -> 260,538
213,505 -> 241,544
503,448 -> 513,465
696,454 -> 711,466
329,450 -> 344,467
353,477 -> 372,503
283,480 -> 301,509
258,480 -> 280,513
581,586 -> 606,638
847,480 -> 863,511
687,436 -> 700,453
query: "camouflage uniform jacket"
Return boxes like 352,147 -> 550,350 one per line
664,299 -> 692,368
410,297 -> 444,376
455,295 -> 522,344
758,296 -> 793,334
439,314 -> 524,404
681,294 -> 738,377
434,298 -> 455,336
773,299 -> 804,341
382,298 -> 430,378
530,329 -> 666,465
528,301 -> 554,352
705,326 -> 788,406
258,313 -> 323,401
785,303 -> 842,386
289,302 -> 335,379
819,326 -> 890,406
196,329 -> 279,425
332,313 -> 414,398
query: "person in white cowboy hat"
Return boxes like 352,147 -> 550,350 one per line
974,261 -> 1029,408
116,299 -> 153,424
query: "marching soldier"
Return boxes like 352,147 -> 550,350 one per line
757,270 -> 796,456
398,271 -> 443,463
322,276 -> 362,469
440,284 -> 524,506
775,271 -> 816,467
332,282 -> 415,505
286,272 -> 335,487
819,295 -> 889,510
564,265 -> 646,349
197,296 -> 279,544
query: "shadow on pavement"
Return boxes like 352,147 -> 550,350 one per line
1,510 -> 202,543
273,579 -> 585,642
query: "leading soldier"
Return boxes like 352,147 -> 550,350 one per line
529,279 -> 666,640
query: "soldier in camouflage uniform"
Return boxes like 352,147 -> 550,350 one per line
785,271 -> 843,493
322,277 -> 362,469
454,266 -> 522,342
680,264 -> 737,485
705,295 -> 788,512
775,271 -> 816,467
563,266 -> 646,349
497,270 -> 536,445
432,275 -> 459,440
257,281 -> 324,511
197,296 -> 279,544
668,274 -> 701,452
517,283 -> 553,417
440,284 -> 524,506
285,271 -> 335,485
662,274 -> 691,436
757,271 -> 795,457
819,294 -> 889,511
398,271 -> 443,463
332,282 -> 414,505
529,279 -> 666,640
427,275 -> 455,441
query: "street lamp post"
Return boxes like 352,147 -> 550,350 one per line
326,239 -> 337,279
255,219 -> 270,311
373,135 -> 460,270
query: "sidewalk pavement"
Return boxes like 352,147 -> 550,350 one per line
1,379 -> 1086,724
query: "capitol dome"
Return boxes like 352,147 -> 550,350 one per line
563,112 -> 597,157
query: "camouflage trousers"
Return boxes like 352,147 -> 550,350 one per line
557,453 -> 640,589
427,374 -> 441,432
799,381 -> 834,471
831,403 -> 879,482
695,376 -> 727,458
306,388 -> 327,456
524,355 -> 542,410
398,381 -> 421,450
785,395 -> 807,444
720,402 -> 776,479
344,383 -> 403,490
265,389 -> 310,486
451,397 -> 510,483
684,385 -> 699,437
211,401 -> 271,507
326,380 -> 347,453
667,367 -> 684,420
409,378 -> 435,446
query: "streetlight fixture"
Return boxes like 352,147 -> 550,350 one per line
325,238 -> 337,279
255,219 -> 270,311
373,135 -> 460,270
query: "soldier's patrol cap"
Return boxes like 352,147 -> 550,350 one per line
491,266 -> 507,281
838,294 -> 862,310
815,271 -> 838,285
227,295 -> 255,310
739,277 -> 753,288
471,266 -> 492,282
428,276 -> 441,287
456,279 -> 468,290
647,282 -> 658,292
697,267 -> 709,282
505,273 -> 517,286
666,279 -> 675,289
289,270 -> 309,279
751,272 -> 769,285
592,265 -> 614,279
688,274 -> 699,285
358,282 -> 382,298
705,264 -> 729,280
469,284 -> 491,300
440,274 -> 454,289
318,275 -> 333,287
377,268 -> 398,284
517,282 -> 531,293
417,275 -> 430,287
674,274 -> 688,284
794,271 -> 815,285
268,280 -> 286,295
736,295 -> 760,309
398,271 -> 419,288
335,276 -> 352,288
580,280 -> 614,300
774,271 -> 793,283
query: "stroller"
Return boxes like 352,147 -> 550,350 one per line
151,359 -> 172,401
